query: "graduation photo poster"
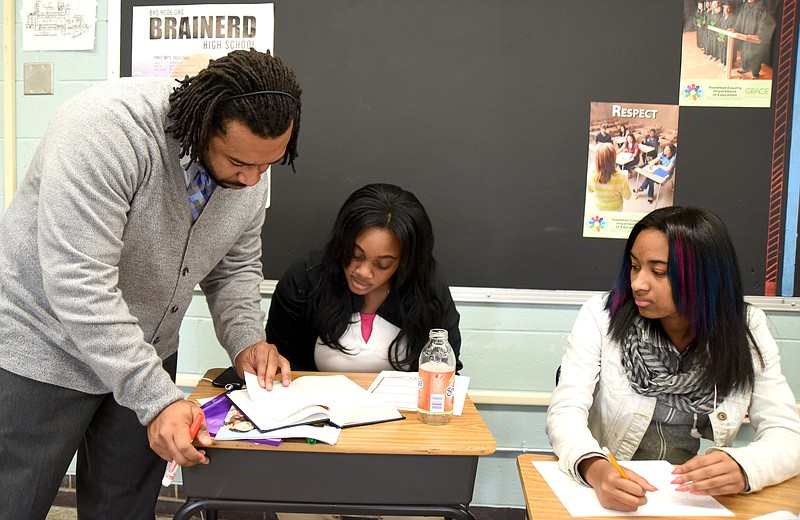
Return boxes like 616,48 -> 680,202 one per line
679,0 -> 777,108
130,2 -> 274,78
583,102 -> 680,240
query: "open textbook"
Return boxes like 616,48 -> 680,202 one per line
199,392 -> 341,445
213,405 -> 342,445
226,373 -> 404,433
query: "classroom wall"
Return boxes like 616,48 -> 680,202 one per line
2,0 -> 800,511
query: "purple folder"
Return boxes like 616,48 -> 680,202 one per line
200,393 -> 282,446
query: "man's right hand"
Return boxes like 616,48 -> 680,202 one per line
147,399 -> 212,466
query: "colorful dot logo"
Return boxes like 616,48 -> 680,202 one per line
683,83 -> 703,101
587,215 -> 607,232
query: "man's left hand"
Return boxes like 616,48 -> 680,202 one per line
234,341 -> 292,390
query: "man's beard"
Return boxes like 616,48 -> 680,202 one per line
201,161 -> 247,190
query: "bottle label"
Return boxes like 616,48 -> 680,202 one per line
417,363 -> 455,414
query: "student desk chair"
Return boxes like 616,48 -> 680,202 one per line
633,165 -> 675,208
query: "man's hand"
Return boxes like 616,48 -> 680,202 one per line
671,451 -> 746,495
235,341 -> 292,390
580,456 -> 657,512
147,400 -> 212,465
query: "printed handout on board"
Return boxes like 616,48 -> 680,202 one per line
131,3 -> 275,78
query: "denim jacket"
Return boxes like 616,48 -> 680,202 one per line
546,294 -> 800,492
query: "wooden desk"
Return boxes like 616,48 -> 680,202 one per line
633,166 -> 673,207
616,152 -> 635,166
517,453 -> 800,520
174,369 -> 496,520
637,144 -> 655,155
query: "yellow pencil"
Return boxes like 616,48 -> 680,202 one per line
602,447 -> 630,480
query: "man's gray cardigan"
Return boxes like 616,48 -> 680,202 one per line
0,77 -> 269,424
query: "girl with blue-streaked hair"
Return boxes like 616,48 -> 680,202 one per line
546,206 -> 800,512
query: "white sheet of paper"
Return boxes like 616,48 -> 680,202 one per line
244,372 -> 388,420
533,460 -> 734,517
366,370 -> 470,415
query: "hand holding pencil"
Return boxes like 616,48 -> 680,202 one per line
578,447 -> 657,512
603,446 -> 630,479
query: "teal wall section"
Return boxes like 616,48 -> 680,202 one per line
1,1 -> 111,216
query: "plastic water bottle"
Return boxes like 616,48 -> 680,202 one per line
417,329 -> 456,425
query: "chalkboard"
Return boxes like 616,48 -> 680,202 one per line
121,0 -> 788,294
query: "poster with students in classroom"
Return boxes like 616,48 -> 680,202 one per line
679,0 -> 778,108
130,3 -> 274,78
583,102 -> 680,240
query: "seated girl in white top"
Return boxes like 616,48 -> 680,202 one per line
266,183 -> 462,373
546,206 -> 800,512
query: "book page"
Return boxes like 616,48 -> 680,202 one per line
292,375 -> 389,409
290,375 -> 403,427
244,372 -> 325,421
533,460 -> 734,517
227,388 -> 331,432
239,373 -> 401,429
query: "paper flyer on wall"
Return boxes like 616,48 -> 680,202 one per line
130,3 -> 276,207
678,1 -> 777,108
21,0 -> 97,51
583,102 -> 679,239
130,3 -> 274,78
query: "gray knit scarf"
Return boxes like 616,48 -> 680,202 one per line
621,319 -> 716,414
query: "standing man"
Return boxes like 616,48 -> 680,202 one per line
718,2 -> 737,66
0,49 -> 300,519
694,2 -> 707,51
643,129 -> 660,163
706,1 -> 723,62
733,0 -> 776,79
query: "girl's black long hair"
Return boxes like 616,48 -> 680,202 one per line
311,183 -> 444,370
605,206 -> 762,396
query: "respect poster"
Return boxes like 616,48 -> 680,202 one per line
131,3 -> 274,78
583,102 -> 680,239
